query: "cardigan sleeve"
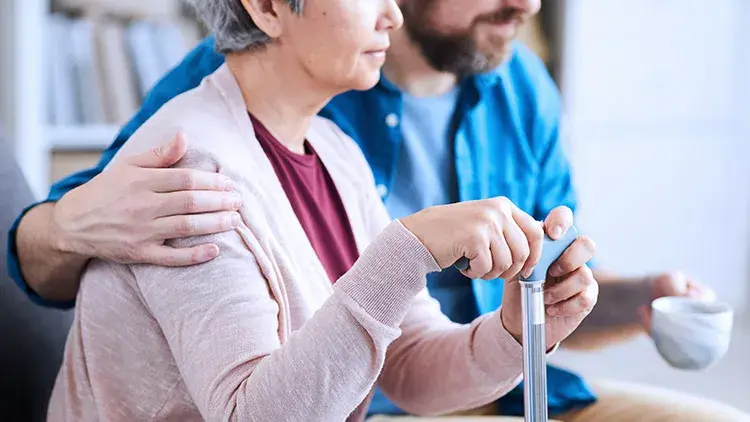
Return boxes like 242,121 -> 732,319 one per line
328,121 -> 528,416
129,147 -> 441,421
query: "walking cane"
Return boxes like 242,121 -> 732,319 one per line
456,226 -> 579,422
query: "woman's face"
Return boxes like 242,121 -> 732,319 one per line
277,0 -> 403,91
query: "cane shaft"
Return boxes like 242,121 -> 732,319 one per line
522,281 -> 547,422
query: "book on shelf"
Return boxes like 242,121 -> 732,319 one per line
52,0 -> 181,19
97,20 -> 141,124
126,21 -> 166,99
46,13 -> 201,141
69,18 -> 107,125
48,14 -> 80,126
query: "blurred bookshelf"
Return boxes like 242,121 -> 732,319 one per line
0,0 -> 205,196
42,5 -> 558,153
47,124 -> 120,150
45,0 -> 203,152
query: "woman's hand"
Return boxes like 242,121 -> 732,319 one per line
402,202 -> 599,349
400,196 -> 545,281
499,207 -> 598,348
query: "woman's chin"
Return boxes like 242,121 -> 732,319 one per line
348,69 -> 383,92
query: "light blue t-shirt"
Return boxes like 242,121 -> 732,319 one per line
385,88 -> 460,220
383,88 -> 480,318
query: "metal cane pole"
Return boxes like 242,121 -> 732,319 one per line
520,278 -> 548,422
456,227 -> 579,422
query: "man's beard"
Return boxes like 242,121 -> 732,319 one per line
402,5 -> 525,78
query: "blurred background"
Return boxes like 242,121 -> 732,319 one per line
1,0 -> 749,413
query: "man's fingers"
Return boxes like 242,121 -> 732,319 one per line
544,266 -> 592,305
547,281 -> 598,317
127,132 -> 188,168
688,281 -> 716,301
155,211 -> 241,239
548,235 -> 596,277
146,244 -> 221,267
149,168 -> 234,193
544,206 -> 574,240
155,191 -> 243,217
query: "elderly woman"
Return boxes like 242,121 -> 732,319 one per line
48,0 -> 597,420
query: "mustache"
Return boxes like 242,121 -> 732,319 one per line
476,7 -> 527,25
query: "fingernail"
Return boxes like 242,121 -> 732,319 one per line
543,293 -> 553,305
223,177 -> 233,191
230,212 -> 241,228
549,263 -> 563,277
551,226 -> 563,239
547,306 -> 558,316
522,268 -> 533,279
207,245 -> 220,259
231,194 -> 243,209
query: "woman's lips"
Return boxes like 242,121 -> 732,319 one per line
364,46 -> 389,62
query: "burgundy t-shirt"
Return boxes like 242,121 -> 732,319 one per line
250,114 -> 359,283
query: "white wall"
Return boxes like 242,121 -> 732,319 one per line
0,0 -> 49,199
562,0 -> 750,313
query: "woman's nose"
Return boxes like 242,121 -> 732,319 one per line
380,0 -> 404,31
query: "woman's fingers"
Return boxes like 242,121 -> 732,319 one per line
548,235 -> 596,278
513,213 -> 544,279
454,198 -> 540,280
544,265 -> 593,305
403,197 -> 578,280
546,271 -> 599,317
498,221 -> 529,280
462,242 -> 493,280
482,236 -> 513,280
543,206 -> 574,240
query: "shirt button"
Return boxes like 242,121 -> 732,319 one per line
376,184 -> 388,198
385,113 -> 399,128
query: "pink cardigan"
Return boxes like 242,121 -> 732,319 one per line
48,64 -> 526,421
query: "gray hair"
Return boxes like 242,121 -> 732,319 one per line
188,0 -> 304,53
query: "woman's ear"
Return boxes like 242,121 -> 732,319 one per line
239,0 -> 284,38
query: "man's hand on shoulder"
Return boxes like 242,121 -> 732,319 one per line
53,133 -> 242,267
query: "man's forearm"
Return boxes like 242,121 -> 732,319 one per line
562,268 -> 652,350
16,202 -> 89,302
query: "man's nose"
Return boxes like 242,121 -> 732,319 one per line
504,0 -> 542,15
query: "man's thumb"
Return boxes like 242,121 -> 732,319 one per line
127,132 -> 188,168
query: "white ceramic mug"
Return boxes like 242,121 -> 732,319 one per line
651,296 -> 733,370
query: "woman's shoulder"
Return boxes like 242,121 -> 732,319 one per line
112,74 -> 243,166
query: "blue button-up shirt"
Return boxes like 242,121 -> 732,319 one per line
6,37 -> 596,416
